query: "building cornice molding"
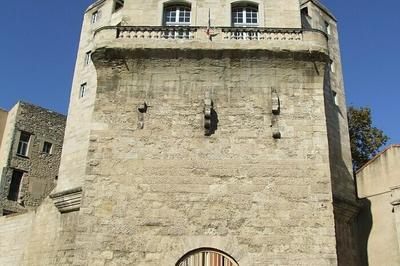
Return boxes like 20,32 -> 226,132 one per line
50,187 -> 83,213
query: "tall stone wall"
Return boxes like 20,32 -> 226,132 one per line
300,1 -> 361,264
68,49 -> 338,265
0,210 -> 34,265
56,0 -> 122,194
0,198 -> 80,266
0,1 -> 361,265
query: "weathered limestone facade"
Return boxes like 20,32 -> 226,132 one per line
0,0 -> 360,265
0,102 -> 66,215
300,1 -> 362,264
357,145 -> 400,265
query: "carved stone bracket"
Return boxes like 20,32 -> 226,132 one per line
271,89 -> 281,139
390,186 -> 400,207
50,187 -> 83,214
137,102 -> 148,129
391,200 -> 400,206
204,96 -> 214,136
272,90 -> 280,115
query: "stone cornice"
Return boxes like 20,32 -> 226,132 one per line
50,187 -> 83,213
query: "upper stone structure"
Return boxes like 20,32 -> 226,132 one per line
0,1 -> 361,265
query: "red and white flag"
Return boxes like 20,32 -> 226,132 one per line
206,9 -> 213,40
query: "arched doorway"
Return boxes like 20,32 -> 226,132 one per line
176,248 -> 239,266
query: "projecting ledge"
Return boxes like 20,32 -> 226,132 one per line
92,26 -> 329,57
49,187 -> 83,213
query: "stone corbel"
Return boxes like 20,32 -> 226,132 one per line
391,200 -> 400,206
204,97 -> 213,136
137,102 -> 148,129
271,89 -> 281,139
272,90 -> 280,115
50,187 -> 83,213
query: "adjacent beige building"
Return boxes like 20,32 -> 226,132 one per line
357,144 -> 400,265
0,108 -> 7,151
0,102 -> 66,215
0,1 -> 361,265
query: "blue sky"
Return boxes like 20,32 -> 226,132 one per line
0,1 -> 399,144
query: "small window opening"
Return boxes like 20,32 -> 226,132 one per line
325,21 -> 331,35
79,83 -> 87,98
332,90 -> 338,106
17,132 -> 30,156
7,170 -> 24,202
85,51 -> 91,65
91,10 -> 99,24
301,7 -> 309,17
164,4 -> 191,26
331,61 -> 336,73
301,7 -> 312,29
114,0 -> 124,12
231,4 -> 259,26
163,4 -> 192,39
43,141 -> 53,154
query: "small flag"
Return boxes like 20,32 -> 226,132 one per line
206,9 -> 213,40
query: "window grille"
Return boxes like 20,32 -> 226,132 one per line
177,249 -> 239,266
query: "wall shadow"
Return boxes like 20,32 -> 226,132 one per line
356,198 -> 372,266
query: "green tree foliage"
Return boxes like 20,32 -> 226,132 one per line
348,106 -> 389,171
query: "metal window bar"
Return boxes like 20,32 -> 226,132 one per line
178,250 -> 237,266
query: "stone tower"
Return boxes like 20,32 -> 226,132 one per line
0,0 -> 360,265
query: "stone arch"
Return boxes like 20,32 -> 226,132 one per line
176,248 -> 239,266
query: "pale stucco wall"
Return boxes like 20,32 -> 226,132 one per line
357,145 -> 400,265
0,109 -> 8,153
357,146 -> 400,197
0,104 -> 19,173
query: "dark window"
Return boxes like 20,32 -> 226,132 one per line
91,10 -> 99,24
43,141 -> 53,154
17,132 -> 30,156
325,21 -> 331,35
85,51 -> 91,65
301,7 -> 312,29
7,170 -> 24,201
301,7 -> 309,17
332,90 -> 338,105
2,210 -> 15,216
79,83 -> 87,98
114,0 -> 124,12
